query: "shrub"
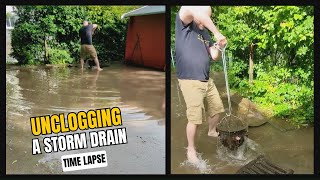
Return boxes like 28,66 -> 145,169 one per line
229,64 -> 314,125
48,48 -> 73,64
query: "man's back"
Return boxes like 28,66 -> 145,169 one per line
79,24 -> 93,45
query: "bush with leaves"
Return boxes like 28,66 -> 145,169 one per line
173,6 -> 314,125
229,64 -> 314,125
48,48 -> 73,64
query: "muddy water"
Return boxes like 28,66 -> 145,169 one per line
171,71 -> 313,174
6,64 -> 165,174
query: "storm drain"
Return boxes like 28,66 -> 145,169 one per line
236,155 -> 294,174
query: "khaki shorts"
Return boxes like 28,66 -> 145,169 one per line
80,45 -> 97,59
178,78 -> 225,124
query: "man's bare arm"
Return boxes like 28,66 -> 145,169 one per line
210,46 -> 221,61
92,24 -> 98,34
179,7 -> 194,25
195,13 -> 221,37
179,6 -> 227,46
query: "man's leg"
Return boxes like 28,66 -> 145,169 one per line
179,79 -> 206,164
80,58 -> 85,70
80,45 -> 85,70
93,57 -> 103,71
90,45 -> 102,71
208,113 -> 220,137
186,122 -> 199,164
206,78 -> 225,137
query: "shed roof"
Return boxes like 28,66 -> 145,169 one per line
121,6 -> 165,19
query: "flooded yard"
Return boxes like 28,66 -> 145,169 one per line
6,64 -> 165,174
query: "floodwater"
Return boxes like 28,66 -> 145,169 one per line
6,64 -> 165,174
171,71 -> 314,174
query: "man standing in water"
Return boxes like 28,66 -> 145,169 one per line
79,20 -> 102,71
175,6 -> 227,164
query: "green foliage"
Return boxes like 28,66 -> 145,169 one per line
11,20 -> 43,64
11,6 -> 85,64
230,65 -> 314,125
210,61 -> 223,72
228,60 -> 248,88
48,48 -> 73,64
10,6 -> 140,65
213,6 -> 314,72
175,6 -> 314,125
171,6 -> 179,52
171,6 -> 314,125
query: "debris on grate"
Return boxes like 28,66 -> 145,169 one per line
236,155 -> 294,174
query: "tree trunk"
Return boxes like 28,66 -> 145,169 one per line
249,43 -> 254,84
44,37 -> 49,64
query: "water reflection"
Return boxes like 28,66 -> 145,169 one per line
6,64 -> 165,174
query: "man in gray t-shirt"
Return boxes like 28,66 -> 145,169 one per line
175,6 -> 227,164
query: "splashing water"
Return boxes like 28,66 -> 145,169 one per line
178,137 -> 264,174
216,137 -> 263,166
180,151 -> 213,174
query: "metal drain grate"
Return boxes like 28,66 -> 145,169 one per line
236,155 -> 294,174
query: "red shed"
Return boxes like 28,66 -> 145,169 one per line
121,6 -> 165,71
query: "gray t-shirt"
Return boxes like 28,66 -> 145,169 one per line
175,13 -> 214,81
79,24 -> 93,45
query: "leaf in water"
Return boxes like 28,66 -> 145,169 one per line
12,160 -> 17,164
